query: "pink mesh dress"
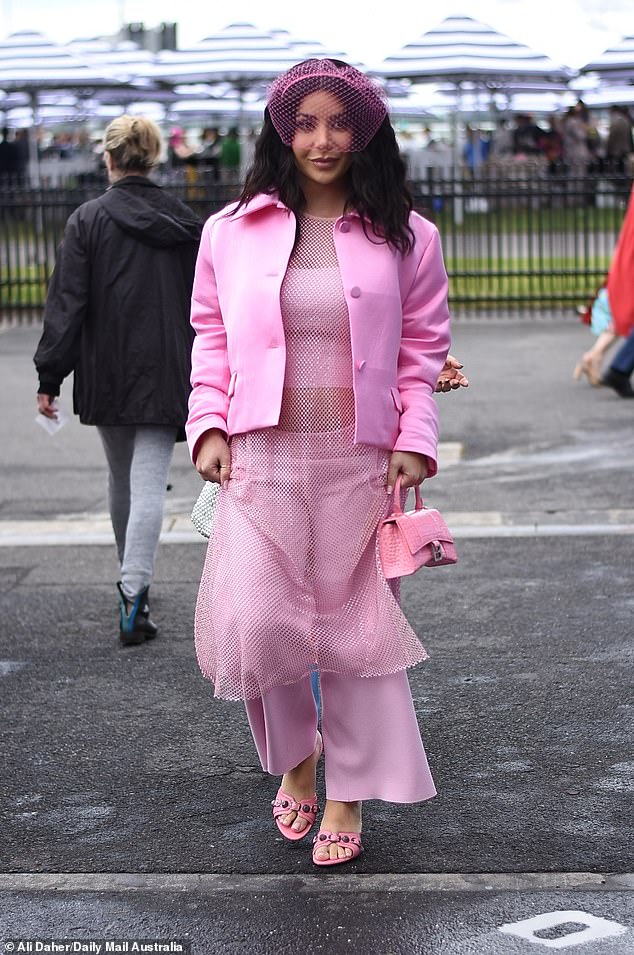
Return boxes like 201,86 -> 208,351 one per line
194,214 -> 428,701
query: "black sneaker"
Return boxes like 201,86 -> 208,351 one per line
601,368 -> 634,398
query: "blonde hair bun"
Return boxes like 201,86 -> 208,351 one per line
104,115 -> 162,173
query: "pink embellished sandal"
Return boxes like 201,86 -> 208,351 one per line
312,830 -> 363,867
272,733 -> 323,842
272,790 -> 320,841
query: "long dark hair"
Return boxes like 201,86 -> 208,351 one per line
234,108 -> 415,255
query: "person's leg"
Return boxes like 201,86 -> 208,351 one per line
245,675 -> 320,834
120,425 -> 177,598
608,327 -> 634,376
577,329 -> 617,386
97,425 -> 135,565
315,669 -> 436,862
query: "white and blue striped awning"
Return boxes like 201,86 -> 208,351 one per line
65,38 -> 158,86
580,35 -> 634,83
147,22 -> 303,86
269,28 -> 361,67
378,15 -> 572,84
0,30 -> 130,91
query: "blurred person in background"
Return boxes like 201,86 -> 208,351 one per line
219,126 -> 241,184
199,127 -> 222,182
606,105 -> 633,199
573,284 -> 617,386
512,113 -> 543,156
489,117 -> 514,158
463,124 -> 490,175
602,181 -> 634,397
606,105 -> 633,174
0,126 -> 19,182
168,126 -> 199,185
34,115 -> 202,644
539,117 -> 564,177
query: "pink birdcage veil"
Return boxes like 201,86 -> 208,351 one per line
267,58 -> 388,152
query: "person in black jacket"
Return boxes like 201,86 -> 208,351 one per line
34,115 -> 203,645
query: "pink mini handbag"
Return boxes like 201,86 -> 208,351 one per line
379,475 -> 458,579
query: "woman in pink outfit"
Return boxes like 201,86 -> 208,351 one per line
187,59 -> 460,867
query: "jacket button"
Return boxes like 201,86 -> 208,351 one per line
350,286 -> 361,298
340,221 -> 350,233
356,359 -> 366,371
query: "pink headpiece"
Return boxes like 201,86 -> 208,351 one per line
267,59 -> 388,152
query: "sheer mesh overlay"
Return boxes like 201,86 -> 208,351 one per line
267,58 -> 388,152
194,215 -> 427,701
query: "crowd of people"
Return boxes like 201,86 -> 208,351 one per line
0,123 -> 248,185
3,97 -> 633,189
166,125 -> 244,183
477,101 -> 634,179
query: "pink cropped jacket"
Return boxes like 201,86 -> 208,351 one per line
187,193 -> 451,474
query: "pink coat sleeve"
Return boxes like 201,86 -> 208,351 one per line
186,217 -> 231,463
394,225 -> 451,475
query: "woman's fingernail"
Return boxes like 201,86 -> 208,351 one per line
222,480 -> 228,490
387,485 -> 393,494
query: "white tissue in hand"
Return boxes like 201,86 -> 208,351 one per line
35,404 -> 68,436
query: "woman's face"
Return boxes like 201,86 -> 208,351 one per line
291,90 -> 353,187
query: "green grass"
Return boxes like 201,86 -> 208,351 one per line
441,206 -> 624,235
0,254 -> 614,313
1,265 -> 48,308
445,253 -> 610,307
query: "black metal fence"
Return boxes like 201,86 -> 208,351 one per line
1,168 -> 630,324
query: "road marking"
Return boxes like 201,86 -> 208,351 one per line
499,910 -> 629,949
1,521 -> 634,546
0,661 -> 27,676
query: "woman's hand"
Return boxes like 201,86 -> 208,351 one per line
37,394 -> 58,419
195,428 -> 231,486
436,354 -> 469,392
387,450 -> 429,494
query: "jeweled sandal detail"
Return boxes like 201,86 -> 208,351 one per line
312,830 -> 363,867
272,790 -> 319,841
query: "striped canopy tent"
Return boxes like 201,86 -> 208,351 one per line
146,22 -> 301,90
377,15 -> 572,159
0,31 -> 136,95
377,15 -> 572,84
269,28 -> 362,67
0,30 -> 139,181
65,38 -> 163,93
579,34 -> 634,85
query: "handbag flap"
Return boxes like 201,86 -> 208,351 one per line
394,508 -> 453,554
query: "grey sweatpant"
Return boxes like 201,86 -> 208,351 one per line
97,425 -> 177,599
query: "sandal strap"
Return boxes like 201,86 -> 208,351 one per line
271,789 -> 318,820
312,830 -> 362,848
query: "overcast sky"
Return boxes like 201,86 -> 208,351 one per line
1,0 -> 632,68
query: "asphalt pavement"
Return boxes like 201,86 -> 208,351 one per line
0,319 -> 632,954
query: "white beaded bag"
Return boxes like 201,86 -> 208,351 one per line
191,481 -> 220,539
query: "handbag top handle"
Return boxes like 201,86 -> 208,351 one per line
390,474 -> 424,517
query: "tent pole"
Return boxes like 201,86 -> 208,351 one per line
452,82 -> 463,226
28,90 -> 41,188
